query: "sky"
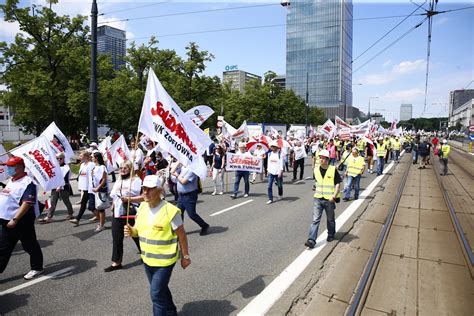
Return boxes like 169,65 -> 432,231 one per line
1,0 -> 473,122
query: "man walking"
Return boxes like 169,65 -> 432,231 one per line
292,140 -> 307,181
439,139 -> 450,176
305,150 -> 341,248
231,142 -> 252,199
266,141 -> 284,204
0,156 -> 44,280
172,166 -> 210,236
375,137 -> 386,176
343,148 -> 366,201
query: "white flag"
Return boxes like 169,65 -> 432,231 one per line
41,122 -> 75,163
109,135 -> 131,167
98,136 -> 114,172
185,105 -> 214,127
335,115 -> 351,130
11,136 -> 65,191
221,120 -> 237,138
138,69 -> 211,178
319,119 -> 336,138
0,144 -> 9,182
232,121 -> 249,139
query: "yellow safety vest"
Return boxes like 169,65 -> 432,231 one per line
376,143 -> 386,157
347,156 -> 365,177
314,165 -> 341,199
392,140 -> 401,150
134,201 -> 181,267
441,145 -> 450,158
357,140 -> 365,151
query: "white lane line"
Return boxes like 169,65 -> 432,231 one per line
210,200 -> 254,217
0,266 -> 75,296
238,159 -> 400,316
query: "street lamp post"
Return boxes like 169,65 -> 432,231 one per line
89,0 -> 98,143
368,96 -> 378,120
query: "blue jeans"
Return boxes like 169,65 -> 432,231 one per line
376,156 -> 384,175
177,191 -> 208,228
233,171 -> 250,195
393,149 -> 400,162
343,175 -> 361,199
144,263 -> 177,316
308,198 -> 336,241
267,174 -> 283,201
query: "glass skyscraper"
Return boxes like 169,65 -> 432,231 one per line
286,0 -> 353,119
97,26 -> 126,70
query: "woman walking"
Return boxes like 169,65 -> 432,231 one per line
69,151 -> 95,226
211,146 -> 226,195
105,160 -> 143,272
91,152 -> 109,232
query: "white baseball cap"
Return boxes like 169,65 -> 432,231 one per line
142,175 -> 162,188
318,149 -> 330,158
269,140 -> 279,148
442,139 -> 447,144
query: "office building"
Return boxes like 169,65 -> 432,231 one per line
223,70 -> 262,93
97,25 -> 126,70
285,0 -> 353,119
273,75 -> 286,89
449,89 -> 474,116
371,112 -> 385,124
400,104 -> 413,121
449,99 -> 473,128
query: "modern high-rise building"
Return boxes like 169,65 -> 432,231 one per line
400,104 -> 413,121
285,0 -> 353,119
448,89 -> 474,128
97,25 -> 126,70
223,69 -> 262,93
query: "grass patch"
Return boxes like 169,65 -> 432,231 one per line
70,163 -> 80,175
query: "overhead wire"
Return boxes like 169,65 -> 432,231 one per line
99,1 -> 169,16
352,0 -> 427,64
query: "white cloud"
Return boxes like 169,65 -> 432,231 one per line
382,60 -> 392,68
358,59 -> 425,86
382,88 -> 425,102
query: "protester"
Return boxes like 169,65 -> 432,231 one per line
38,152 -> 74,223
130,137 -> 144,178
211,146 -> 226,195
343,148 -> 366,201
124,175 -> 190,315
266,141 -> 284,204
91,151 -> 109,232
439,139 -> 450,176
418,138 -> 430,169
231,142 -> 251,199
250,144 -> 266,183
375,137 -> 386,176
292,140 -> 307,181
0,156 -> 44,280
305,150 -> 341,248
70,151 -> 96,226
105,160 -> 143,272
392,137 -> 401,163
172,165 -> 210,236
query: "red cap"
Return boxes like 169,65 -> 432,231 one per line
0,156 -> 25,167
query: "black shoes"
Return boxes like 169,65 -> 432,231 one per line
104,264 -> 122,272
200,224 -> 210,236
305,239 -> 316,249
327,236 -> 335,242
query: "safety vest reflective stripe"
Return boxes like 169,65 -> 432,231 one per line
376,144 -> 386,156
139,237 -> 178,245
141,251 -> 178,260
441,145 -> 450,158
347,157 -> 365,177
314,165 -> 341,199
393,141 -> 401,150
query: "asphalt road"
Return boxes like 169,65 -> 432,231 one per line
0,159 -> 383,315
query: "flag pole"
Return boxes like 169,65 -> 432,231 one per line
0,137 -> 40,157
125,131 -> 141,226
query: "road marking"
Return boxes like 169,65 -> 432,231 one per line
294,180 -> 305,184
0,266 -> 75,296
238,159 -> 400,315
210,200 -> 254,217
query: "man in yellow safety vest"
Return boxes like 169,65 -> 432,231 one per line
343,148 -> 366,201
305,149 -> 342,248
439,139 -> 451,176
375,137 -> 387,176
125,175 -> 190,315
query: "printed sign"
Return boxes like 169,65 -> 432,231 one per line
226,152 -> 262,173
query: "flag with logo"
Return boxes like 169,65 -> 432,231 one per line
11,136 -> 65,191
335,115 -> 351,130
0,144 -> 9,182
232,121 -> 249,139
319,119 -> 336,138
185,105 -> 215,127
41,122 -> 75,163
98,136 -> 114,172
138,68 -> 211,178
109,135 -> 131,167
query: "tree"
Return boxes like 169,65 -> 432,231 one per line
0,0 -> 107,136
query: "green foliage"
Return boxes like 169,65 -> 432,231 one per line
399,117 -> 448,131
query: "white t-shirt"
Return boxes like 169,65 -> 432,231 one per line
89,164 -> 107,193
293,145 -> 307,160
0,175 -> 36,220
78,161 -> 94,191
110,177 -> 142,218
267,151 -> 284,175
149,200 -> 183,230
131,148 -> 144,170
252,148 -> 266,158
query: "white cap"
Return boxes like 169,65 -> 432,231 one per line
318,149 -> 330,158
269,140 -> 279,148
378,137 -> 383,140
238,142 -> 247,148
142,175 -> 162,188
90,142 -> 98,148
442,139 -> 447,144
